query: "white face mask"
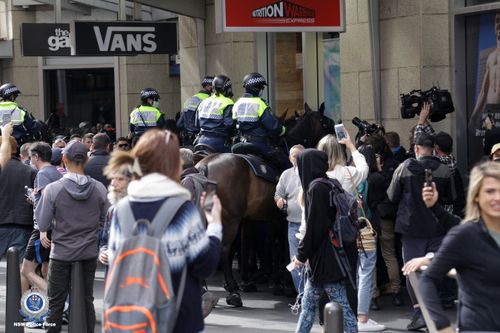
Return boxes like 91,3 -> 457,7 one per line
152,100 -> 160,108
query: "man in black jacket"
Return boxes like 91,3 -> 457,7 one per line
387,133 -> 455,331
84,133 -> 110,187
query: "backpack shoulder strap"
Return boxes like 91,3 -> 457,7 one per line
150,196 -> 188,237
115,197 -> 136,238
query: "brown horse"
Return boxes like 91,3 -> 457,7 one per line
195,103 -> 335,306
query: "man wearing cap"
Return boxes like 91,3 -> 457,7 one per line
36,140 -> 108,332
0,122 -> 37,269
177,76 -> 213,146
387,132 -> 456,331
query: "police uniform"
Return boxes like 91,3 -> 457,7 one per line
0,101 -> 36,145
129,105 -> 165,137
196,94 -> 234,152
233,93 -> 285,155
177,90 -> 210,144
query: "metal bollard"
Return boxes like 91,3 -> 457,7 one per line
69,261 -> 88,333
323,301 -> 343,333
5,247 -> 24,333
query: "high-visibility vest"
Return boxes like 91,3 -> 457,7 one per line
198,95 -> 234,120
0,101 -> 26,126
183,92 -> 209,112
129,105 -> 162,127
232,97 -> 267,123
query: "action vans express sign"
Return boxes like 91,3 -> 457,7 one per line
21,23 -> 71,56
72,22 -> 177,55
222,0 -> 345,32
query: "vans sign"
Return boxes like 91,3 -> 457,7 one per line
73,22 -> 177,55
21,23 -> 71,56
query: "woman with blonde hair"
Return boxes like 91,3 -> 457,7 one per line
411,161 -> 500,332
106,129 -> 223,333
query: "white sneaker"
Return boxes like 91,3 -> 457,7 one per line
358,319 -> 386,332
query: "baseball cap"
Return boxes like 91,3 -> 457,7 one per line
63,140 -> 88,163
414,133 -> 435,148
490,143 -> 500,156
51,147 -> 63,166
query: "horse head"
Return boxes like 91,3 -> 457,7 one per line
285,102 -> 336,148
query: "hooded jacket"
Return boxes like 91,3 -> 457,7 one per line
296,149 -> 345,284
387,155 -> 455,237
36,173 -> 108,261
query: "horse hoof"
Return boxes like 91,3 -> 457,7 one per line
241,283 -> 258,292
226,293 -> 243,307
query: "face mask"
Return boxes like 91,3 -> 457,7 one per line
258,89 -> 264,97
152,100 -> 160,108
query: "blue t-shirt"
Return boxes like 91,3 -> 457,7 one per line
33,165 -> 62,229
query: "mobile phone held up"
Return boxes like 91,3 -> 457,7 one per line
1,113 -> 12,126
204,180 -> 218,211
425,169 -> 433,187
334,124 -> 347,141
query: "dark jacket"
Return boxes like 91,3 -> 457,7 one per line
177,90 -> 209,134
296,149 -> 344,285
0,157 -> 37,228
387,155 -> 455,237
420,219 -> 500,331
392,146 -> 409,164
84,149 -> 110,188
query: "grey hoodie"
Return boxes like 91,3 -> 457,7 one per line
36,173 -> 108,261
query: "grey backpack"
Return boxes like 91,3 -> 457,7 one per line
103,196 -> 187,333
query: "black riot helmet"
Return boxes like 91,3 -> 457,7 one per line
243,72 -> 267,94
201,76 -> 214,88
140,88 -> 160,102
0,83 -> 21,100
212,75 -> 233,98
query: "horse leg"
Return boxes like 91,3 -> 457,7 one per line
221,243 -> 243,307
240,220 -> 258,292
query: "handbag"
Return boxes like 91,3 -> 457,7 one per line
346,169 -> 377,251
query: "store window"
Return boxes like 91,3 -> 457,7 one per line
273,33 -> 304,117
44,68 -> 116,140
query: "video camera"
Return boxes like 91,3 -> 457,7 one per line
352,117 -> 384,135
400,86 -> 455,122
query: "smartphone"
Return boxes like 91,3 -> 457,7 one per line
204,180 -> 218,211
424,169 -> 433,187
286,261 -> 295,272
2,113 -> 11,125
334,124 -> 347,140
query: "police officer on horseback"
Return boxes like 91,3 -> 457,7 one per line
195,75 -> 235,153
232,73 -> 286,157
177,76 -> 213,146
129,88 -> 165,143
0,83 -> 37,145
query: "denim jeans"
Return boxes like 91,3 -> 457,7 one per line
46,258 -> 97,333
296,279 -> 358,333
0,226 -> 31,262
357,248 -> 377,315
288,222 -> 305,294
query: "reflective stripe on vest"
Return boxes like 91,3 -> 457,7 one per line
232,97 -> 267,123
0,102 -> 25,126
129,106 -> 161,126
198,95 -> 233,120
183,93 -> 209,112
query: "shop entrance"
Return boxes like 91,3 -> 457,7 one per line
44,68 -> 115,138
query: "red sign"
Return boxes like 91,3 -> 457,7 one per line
222,0 -> 345,32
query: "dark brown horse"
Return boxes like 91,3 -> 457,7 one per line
196,103 -> 335,306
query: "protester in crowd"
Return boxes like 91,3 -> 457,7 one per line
82,133 -> 94,150
69,134 -> 82,142
384,132 -> 408,164
0,122 -> 37,282
483,127 -> 500,157
21,142 -> 62,294
107,129 -> 223,333
113,137 -> 130,152
85,133 -> 111,187
20,142 -> 32,166
293,149 -> 358,333
387,132 -> 455,331
50,147 -> 66,175
403,161 -> 500,332
356,145 -> 386,332
36,140 -> 108,332
490,143 -> 500,161
52,137 -> 66,149
275,144 -> 305,295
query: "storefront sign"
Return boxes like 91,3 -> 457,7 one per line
221,0 -> 345,32
21,23 -> 71,56
72,22 -> 177,55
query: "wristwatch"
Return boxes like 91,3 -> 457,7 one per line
425,252 -> 435,260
